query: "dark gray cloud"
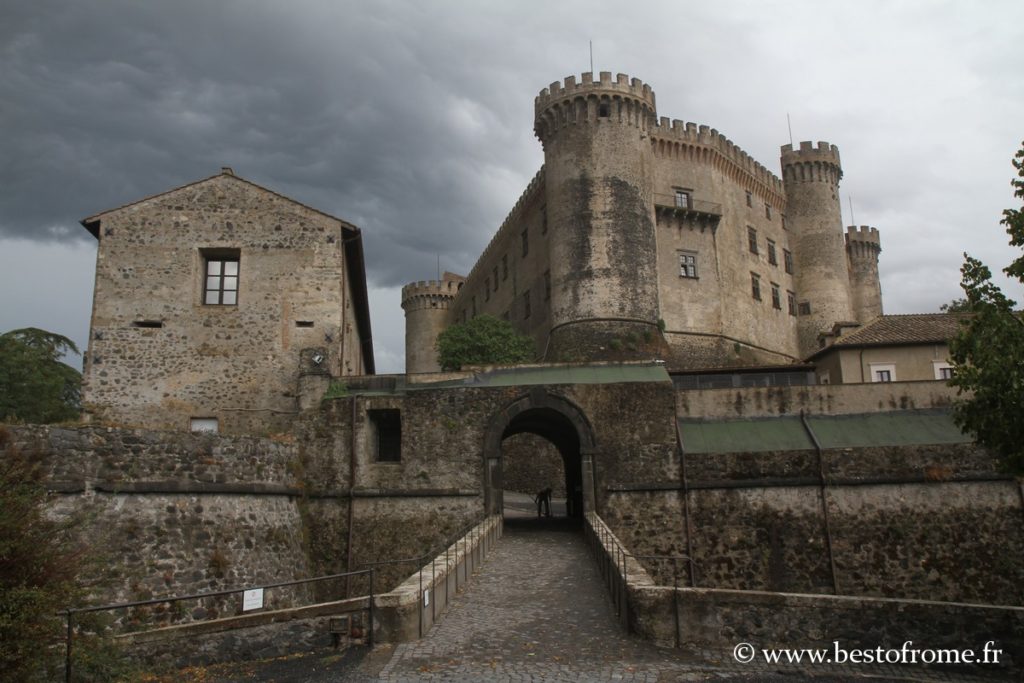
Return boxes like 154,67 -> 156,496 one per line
2,0 -> 1023,372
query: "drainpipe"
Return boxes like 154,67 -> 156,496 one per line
800,410 -> 839,595
674,419 -> 697,587
346,395 -> 357,596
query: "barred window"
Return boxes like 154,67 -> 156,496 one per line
767,240 -> 777,266
751,273 -> 761,301
771,283 -> 781,309
747,227 -> 758,255
784,249 -> 794,274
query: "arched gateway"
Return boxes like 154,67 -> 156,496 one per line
482,389 -> 598,518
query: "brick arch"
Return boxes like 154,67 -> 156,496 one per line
482,390 -> 598,517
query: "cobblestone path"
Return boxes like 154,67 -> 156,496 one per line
370,518 -> 1001,682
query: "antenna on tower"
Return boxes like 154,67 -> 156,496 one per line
436,254 -> 440,281
848,196 -> 856,226
589,40 -> 594,73
787,113 -> 793,147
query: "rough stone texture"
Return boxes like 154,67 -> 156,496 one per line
80,170 -> 371,434
403,72 -> 885,372
501,433 -> 566,497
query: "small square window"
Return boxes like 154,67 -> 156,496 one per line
203,253 -> 240,305
747,227 -> 758,255
798,301 -> 811,316
598,101 -> 610,117
679,252 -> 698,278
873,369 -> 893,383
190,417 -> 219,433
674,189 -> 691,209
751,273 -> 761,301
939,367 -> 954,380
784,249 -> 794,274
767,240 -> 777,266
771,283 -> 781,309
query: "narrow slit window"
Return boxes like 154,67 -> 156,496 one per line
132,320 -> 163,328
295,321 -> 314,328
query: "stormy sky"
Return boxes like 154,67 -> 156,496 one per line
2,1 -> 1022,373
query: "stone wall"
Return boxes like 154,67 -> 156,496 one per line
81,170 -> 370,435
502,433 -> 566,497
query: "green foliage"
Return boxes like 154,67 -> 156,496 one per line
939,297 -> 971,313
435,315 -> 535,371
321,381 -> 348,400
0,328 -> 82,424
948,141 -> 1024,475
0,428 -> 82,679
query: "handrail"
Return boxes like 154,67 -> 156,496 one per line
61,567 -> 374,682
652,194 -> 723,216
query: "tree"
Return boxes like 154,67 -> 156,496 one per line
948,141 -> 1024,475
0,328 -> 81,424
435,315 -> 535,371
939,297 -> 971,313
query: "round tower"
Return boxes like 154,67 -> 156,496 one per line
846,225 -> 883,323
401,276 -> 460,373
781,141 -> 856,357
534,72 -> 664,361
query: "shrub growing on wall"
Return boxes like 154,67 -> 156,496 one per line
435,315 -> 535,371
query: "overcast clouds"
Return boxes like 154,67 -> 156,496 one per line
2,0 -> 1022,373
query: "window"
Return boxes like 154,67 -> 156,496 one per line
784,249 -> 794,274
782,215 -> 787,230
541,206 -> 548,235
368,409 -> 401,462
787,291 -> 796,316
765,203 -> 772,220
771,283 -> 781,309
674,188 -> 691,209
798,302 -> 811,315
493,266 -> 499,292
751,273 -> 761,301
544,270 -> 551,301
679,252 -> 698,278
933,361 -> 954,380
870,363 -> 896,383
522,228 -> 529,257
747,227 -> 758,254
203,254 -> 239,305
502,254 -> 508,280
523,290 -> 531,319
190,417 -> 219,433
767,240 -> 777,266
745,190 -> 753,207
484,277 -> 491,301
598,101 -> 610,117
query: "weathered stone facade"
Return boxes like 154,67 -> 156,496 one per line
402,73 -> 884,373
80,169 -> 374,434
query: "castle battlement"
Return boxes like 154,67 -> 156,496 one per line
535,71 -> 655,113
781,140 -> 843,184
401,278 -> 460,312
846,225 -> 882,250
652,118 -> 785,197
452,168 -> 546,303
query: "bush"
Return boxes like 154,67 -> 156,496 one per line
435,315 -> 535,371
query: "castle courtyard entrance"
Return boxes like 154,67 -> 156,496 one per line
482,391 -> 597,520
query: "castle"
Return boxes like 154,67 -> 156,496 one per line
402,72 -> 883,373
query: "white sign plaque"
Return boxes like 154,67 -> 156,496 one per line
242,588 -> 264,612
423,589 -> 430,607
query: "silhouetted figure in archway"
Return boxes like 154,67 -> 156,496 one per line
534,487 -> 552,517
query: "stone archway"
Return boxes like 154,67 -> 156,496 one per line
482,389 -> 598,518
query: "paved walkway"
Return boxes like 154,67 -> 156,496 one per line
367,519 -> 1004,682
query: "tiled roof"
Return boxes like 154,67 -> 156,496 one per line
818,313 -> 969,354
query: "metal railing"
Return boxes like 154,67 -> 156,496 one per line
360,516 -> 499,638
61,567 -> 374,682
584,511 -> 692,648
652,194 -> 723,216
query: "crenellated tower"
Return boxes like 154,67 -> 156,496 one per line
534,72 -> 664,360
781,141 -> 856,356
846,225 -> 883,323
401,273 -> 463,373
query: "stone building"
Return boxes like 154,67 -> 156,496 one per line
80,168 -> 374,434
402,72 -> 883,373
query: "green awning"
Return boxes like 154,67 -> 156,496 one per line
806,411 -> 970,448
679,417 -> 813,454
